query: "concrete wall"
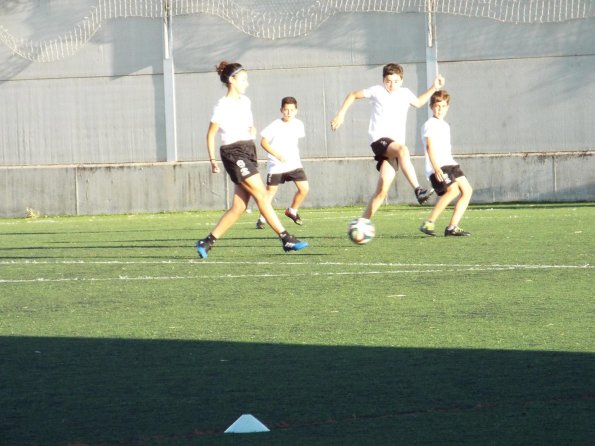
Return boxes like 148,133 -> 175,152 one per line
2,152 -> 592,217
0,5 -> 593,217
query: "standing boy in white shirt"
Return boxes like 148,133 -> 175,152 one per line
256,97 -> 310,228
419,90 -> 473,237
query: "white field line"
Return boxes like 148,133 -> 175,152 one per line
0,259 -> 591,268
0,260 -> 591,284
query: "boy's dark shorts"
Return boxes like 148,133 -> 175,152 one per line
220,140 -> 259,184
267,168 -> 307,186
370,137 -> 398,172
430,164 -> 465,196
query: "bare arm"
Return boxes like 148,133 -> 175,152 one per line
206,121 -> 220,173
330,90 -> 367,131
260,137 -> 285,162
425,136 -> 444,182
411,74 -> 445,109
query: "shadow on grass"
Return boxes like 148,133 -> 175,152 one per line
1,337 -> 593,446
0,236 -> 334,259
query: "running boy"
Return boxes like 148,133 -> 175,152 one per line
419,90 -> 473,236
256,96 -> 309,229
330,63 -> 444,220
196,61 -> 308,258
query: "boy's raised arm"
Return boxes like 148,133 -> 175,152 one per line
412,75 -> 445,108
330,90 -> 366,131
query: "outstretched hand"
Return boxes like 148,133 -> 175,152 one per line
330,115 -> 344,131
434,74 -> 445,90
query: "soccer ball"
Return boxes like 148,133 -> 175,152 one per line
347,218 -> 375,245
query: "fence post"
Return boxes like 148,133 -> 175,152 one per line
163,0 -> 178,162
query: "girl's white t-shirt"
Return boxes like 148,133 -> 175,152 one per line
260,118 -> 305,174
211,95 -> 254,145
422,117 -> 457,178
362,85 -> 417,144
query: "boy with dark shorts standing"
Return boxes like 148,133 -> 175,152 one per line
419,90 -> 473,236
256,97 -> 310,228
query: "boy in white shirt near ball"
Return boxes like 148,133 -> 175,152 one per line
256,96 -> 310,228
330,63 -> 443,223
419,90 -> 473,237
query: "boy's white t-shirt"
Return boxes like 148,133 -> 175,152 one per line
422,116 -> 457,178
210,95 -> 254,145
362,85 -> 417,144
260,118 -> 305,174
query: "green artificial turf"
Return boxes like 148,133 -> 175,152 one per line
1,203 -> 593,445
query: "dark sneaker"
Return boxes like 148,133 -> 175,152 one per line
415,187 -> 435,205
256,219 -> 266,229
419,221 -> 436,236
285,208 -> 303,225
196,239 -> 212,258
444,226 -> 471,237
281,233 -> 309,252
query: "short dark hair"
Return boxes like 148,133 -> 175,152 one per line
430,90 -> 450,107
281,96 -> 298,108
382,63 -> 404,79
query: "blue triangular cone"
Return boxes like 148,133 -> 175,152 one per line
224,414 -> 270,434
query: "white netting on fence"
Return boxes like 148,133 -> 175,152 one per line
0,0 -> 593,62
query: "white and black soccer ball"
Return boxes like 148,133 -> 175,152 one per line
347,218 -> 375,245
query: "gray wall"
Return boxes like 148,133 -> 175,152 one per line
0,6 -> 593,217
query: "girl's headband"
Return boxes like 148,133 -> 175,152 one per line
228,67 -> 245,80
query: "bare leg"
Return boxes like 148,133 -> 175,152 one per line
290,180 -> 310,211
240,174 -> 286,235
362,161 -> 397,219
449,176 -> 473,227
427,185 -> 460,223
258,184 -> 278,222
211,185 -> 251,239
385,142 -> 420,190
266,185 -> 279,205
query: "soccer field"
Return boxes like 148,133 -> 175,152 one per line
1,203 -> 593,445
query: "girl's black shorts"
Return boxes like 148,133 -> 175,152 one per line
220,140 -> 259,184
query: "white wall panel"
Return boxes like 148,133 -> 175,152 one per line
0,74 -> 165,164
